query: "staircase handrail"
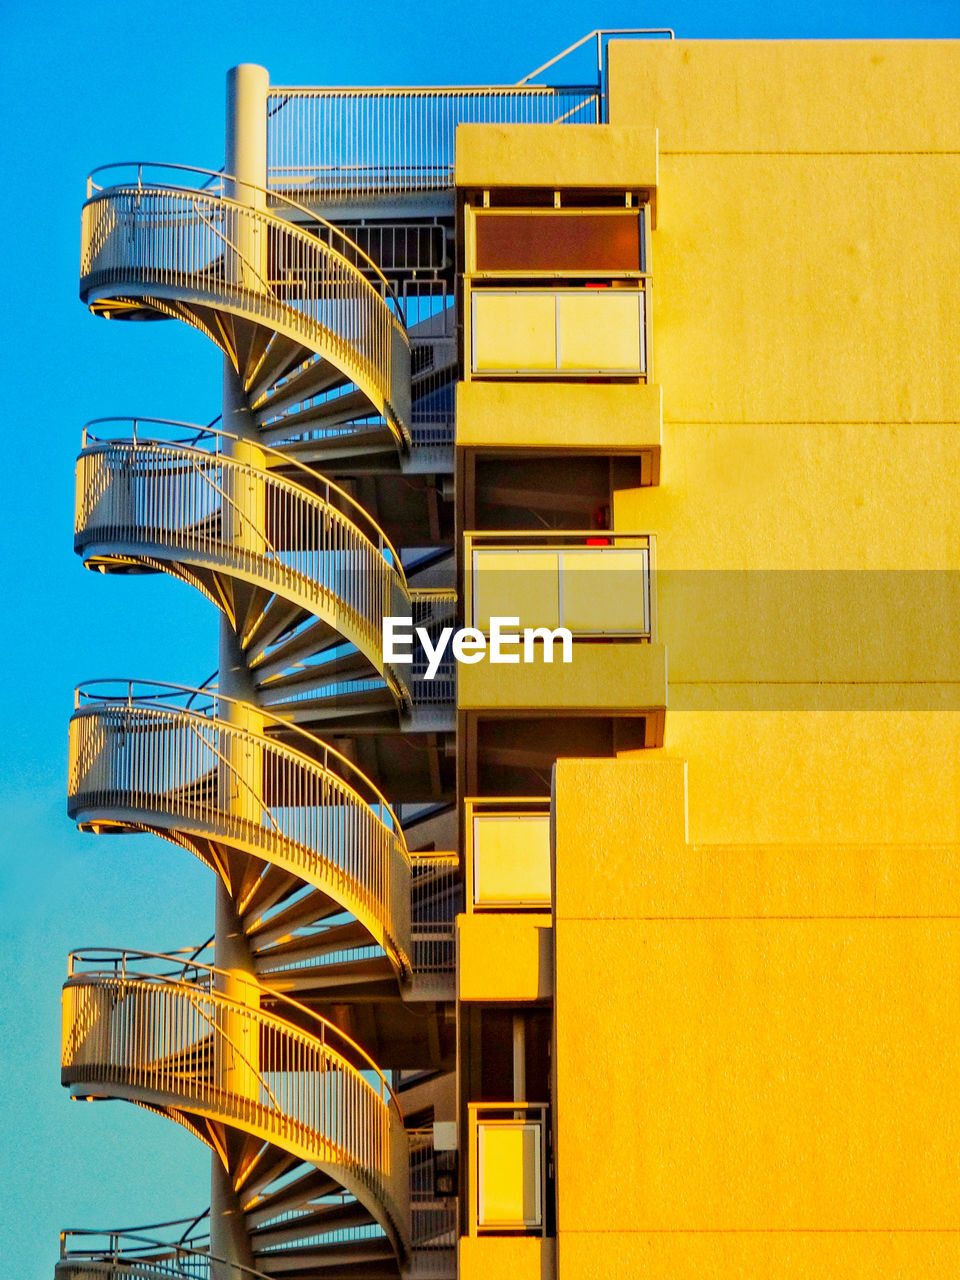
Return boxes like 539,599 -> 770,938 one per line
65,947 -> 401,1113
79,418 -> 407,580
517,27 -> 676,86
85,161 -> 406,323
72,679 -> 404,834
60,1228 -> 271,1280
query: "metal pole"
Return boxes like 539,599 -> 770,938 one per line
211,63 -> 269,1280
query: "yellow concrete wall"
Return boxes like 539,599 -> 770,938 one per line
457,642 -> 666,713
459,1237 -> 556,1280
603,40 -> 960,842
455,124 -> 657,191
553,758 -> 960,1278
458,914 -> 553,1001
457,381 -> 661,454
546,41 -> 960,1279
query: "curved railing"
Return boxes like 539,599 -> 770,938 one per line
61,952 -> 409,1257
58,1218 -> 238,1280
68,682 -> 412,972
80,164 -> 411,442
74,421 -> 410,698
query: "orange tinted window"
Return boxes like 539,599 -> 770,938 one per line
475,213 -> 642,272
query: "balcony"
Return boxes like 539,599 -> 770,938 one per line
458,800 -> 552,1003
467,530 -> 654,638
264,86 -> 601,212
465,798 -> 551,913
467,1103 -> 550,1236
458,531 -> 666,736
464,205 -> 651,383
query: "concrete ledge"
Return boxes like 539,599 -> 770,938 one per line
457,381 -> 661,458
459,1235 -> 556,1280
458,913 -> 553,1001
455,124 -> 657,192
457,642 -> 667,713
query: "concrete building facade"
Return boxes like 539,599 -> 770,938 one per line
60,36 -> 960,1280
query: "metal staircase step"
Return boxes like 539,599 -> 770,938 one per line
245,891 -> 345,948
258,957 -> 396,996
246,337 -> 317,405
261,428 -> 398,465
253,356 -> 350,420
256,385 -> 376,434
251,917 -> 373,959
244,594 -> 313,653
254,1240 -> 397,1274
249,1200 -> 376,1247
239,864 -> 305,924
243,1165 -> 342,1224
247,619 -> 347,684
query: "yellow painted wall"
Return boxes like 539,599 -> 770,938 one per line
546,41 -> 960,1279
458,914 -> 553,1001
602,40 -> 960,843
455,124 -> 657,191
459,1237 -> 556,1280
553,758 -> 960,1277
457,381 -> 661,454
457,643 -> 666,713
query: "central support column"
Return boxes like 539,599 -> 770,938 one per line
211,62 -> 270,1280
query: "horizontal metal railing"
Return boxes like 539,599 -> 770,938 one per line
266,86 -> 600,201
410,854 -> 461,977
75,424 -> 410,696
58,1220 -> 265,1280
68,682 -> 412,971
62,952 -> 409,1255
464,529 -> 655,641
80,164 -> 411,439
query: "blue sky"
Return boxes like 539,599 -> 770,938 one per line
1,0 -> 958,1273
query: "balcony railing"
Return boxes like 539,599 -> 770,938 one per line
467,1103 -> 549,1236
265,86 -> 600,203
464,530 -> 655,640
464,799 -> 551,912
470,286 -> 647,378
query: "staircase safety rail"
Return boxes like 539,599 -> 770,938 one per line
517,27 -> 675,91
410,854 -> 461,977
85,163 -> 404,316
75,421 -> 411,697
62,950 -> 410,1256
58,1221 -> 269,1280
81,164 -> 411,444
69,682 -> 412,972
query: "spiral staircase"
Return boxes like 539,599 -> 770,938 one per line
64,67 -> 462,1280
62,59 -> 606,1278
